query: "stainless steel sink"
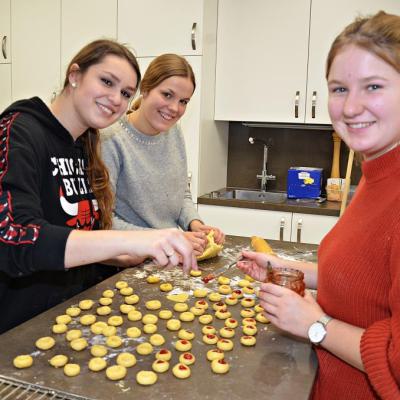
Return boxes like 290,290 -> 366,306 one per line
213,189 -> 287,203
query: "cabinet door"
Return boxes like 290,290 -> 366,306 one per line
198,204 -> 292,241
118,0 -> 203,57
291,213 -> 338,245
0,64 -> 11,112
306,0 -> 400,124
61,0 -> 117,82
11,0 -> 60,103
214,0 -> 310,123
0,0 -> 10,63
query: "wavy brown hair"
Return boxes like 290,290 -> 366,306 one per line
63,39 -> 141,229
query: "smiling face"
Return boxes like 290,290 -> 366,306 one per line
69,54 -> 138,135
327,44 -> 400,160
135,76 -> 194,135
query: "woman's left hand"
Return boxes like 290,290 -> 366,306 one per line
189,220 -> 225,244
258,282 -> 324,338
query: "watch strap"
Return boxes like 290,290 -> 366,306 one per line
318,314 -> 332,327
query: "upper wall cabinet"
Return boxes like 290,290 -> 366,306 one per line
215,0 -> 400,124
0,0 -> 10,63
118,0 -> 204,57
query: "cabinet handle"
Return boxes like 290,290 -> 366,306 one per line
279,218 -> 285,241
296,218 -> 303,243
191,23 -> 197,50
2,36 -> 7,59
311,91 -> 317,119
294,91 -> 300,118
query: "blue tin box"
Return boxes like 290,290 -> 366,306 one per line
287,167 -> 323,199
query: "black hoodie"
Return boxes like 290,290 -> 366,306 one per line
0,97 -> 104,333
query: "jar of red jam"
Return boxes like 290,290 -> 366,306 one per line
268,267 -> 305,296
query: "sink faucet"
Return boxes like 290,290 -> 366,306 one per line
249,136 -> 276,191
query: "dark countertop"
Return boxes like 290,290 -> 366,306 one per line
198,188 -> 341,217
0,236 -> 318,400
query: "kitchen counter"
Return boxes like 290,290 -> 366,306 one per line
198,188 -> 341,217
0,236 -> 318,400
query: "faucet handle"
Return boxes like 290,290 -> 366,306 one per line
266,175 -> 276,181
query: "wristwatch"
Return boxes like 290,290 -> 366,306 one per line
308,314 -> 332,345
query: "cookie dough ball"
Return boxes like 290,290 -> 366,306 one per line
215,309 -> 231,320
66,329 -> 82,342
66,307 -> 81,317
35,336 -> 55,351
13,355 -> 33,369
117,352 -> 137,368
106,365 -> 127,381
99,297 -> 113,306
146,275 -> 160,284
225,296 -> 238,306
242,325 -> 258,336
70,338 -> 88,351
64,363 -> 80,377
203,333 -> 218,345
211,358 -> 230,374
149,333 -> 165,346
208,292 -> 222,302
52,323 -> 68,334
190,269 -> 202,277
241,308 -> 256,318
142,314 -> 158,325
198,314 -> 213,325
102,325 -> 117,337
126,327 -> 141,338
243,286 -> 255,295
166,319 -> 181,331
218,285 -> 232,295
225,318 -> 239,329
120,304 -> 135,314
175,339 -> 192,352
179,311 -> 195,322
212,301 -> 226,312
96,306 -> 111,316
125,294 -> 140,305
219,327 -> 235,338
238,279 -> 252,288
108,316 -> 124,327
79,299 -> 94,310
195,300 -> 209,310
156,348 -> 172,361
143,324 -> 158,334
172,363 -> 191,379
115,280 -> 129,289
256,313 -> 270,324
88,357 -> 107,372
179,352 -> 196,366
160,282 -> 173,292
102,289 -> 114,298
127,310 -> 142,322
49,354 -> 68,368
206,348 -> 224,361
254,304 -> 264,313
152,359 -> 170,373
217,339 -> 234,351
174,302 -> 189,312
217,276 -> 230,285
136,370 -> 158,385
190,306 -> 205,316
242,317 -> 257,326
178,329 -> 195,341
106,335 -> 123,348
202,325 -> 216,335
120,287 -> 134,296
159,309 -> 173,320
79,314 -> 96,326
240,335 -> 257,346
241,298 -> 256,308
136,342 -> 153,355
232,289 -> 244,299
56,314 -> 72,325
91,345 -> 108,357
193,288 -> 208,298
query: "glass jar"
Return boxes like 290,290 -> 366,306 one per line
268,267 -> 305,296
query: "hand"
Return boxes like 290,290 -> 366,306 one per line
189,220 -> 226,244
258,283 -> 324,338
183,231 -> 207,256
236,250 -> 280,282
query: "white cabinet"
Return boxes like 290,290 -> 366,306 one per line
11,0 -> 60,103
0,0 -> 10,63
215,0 -> 400,124
198,204 -> 338,245
0,64 -> 11,112
118,0 -> 203,57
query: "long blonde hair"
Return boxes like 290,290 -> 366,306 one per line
63,39 -> 141,229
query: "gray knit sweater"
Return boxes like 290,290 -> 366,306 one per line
100,116 -> 201,231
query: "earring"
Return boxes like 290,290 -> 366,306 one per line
71,82 -> 77,88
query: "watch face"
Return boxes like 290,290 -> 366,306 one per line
308,322 -> 326,344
